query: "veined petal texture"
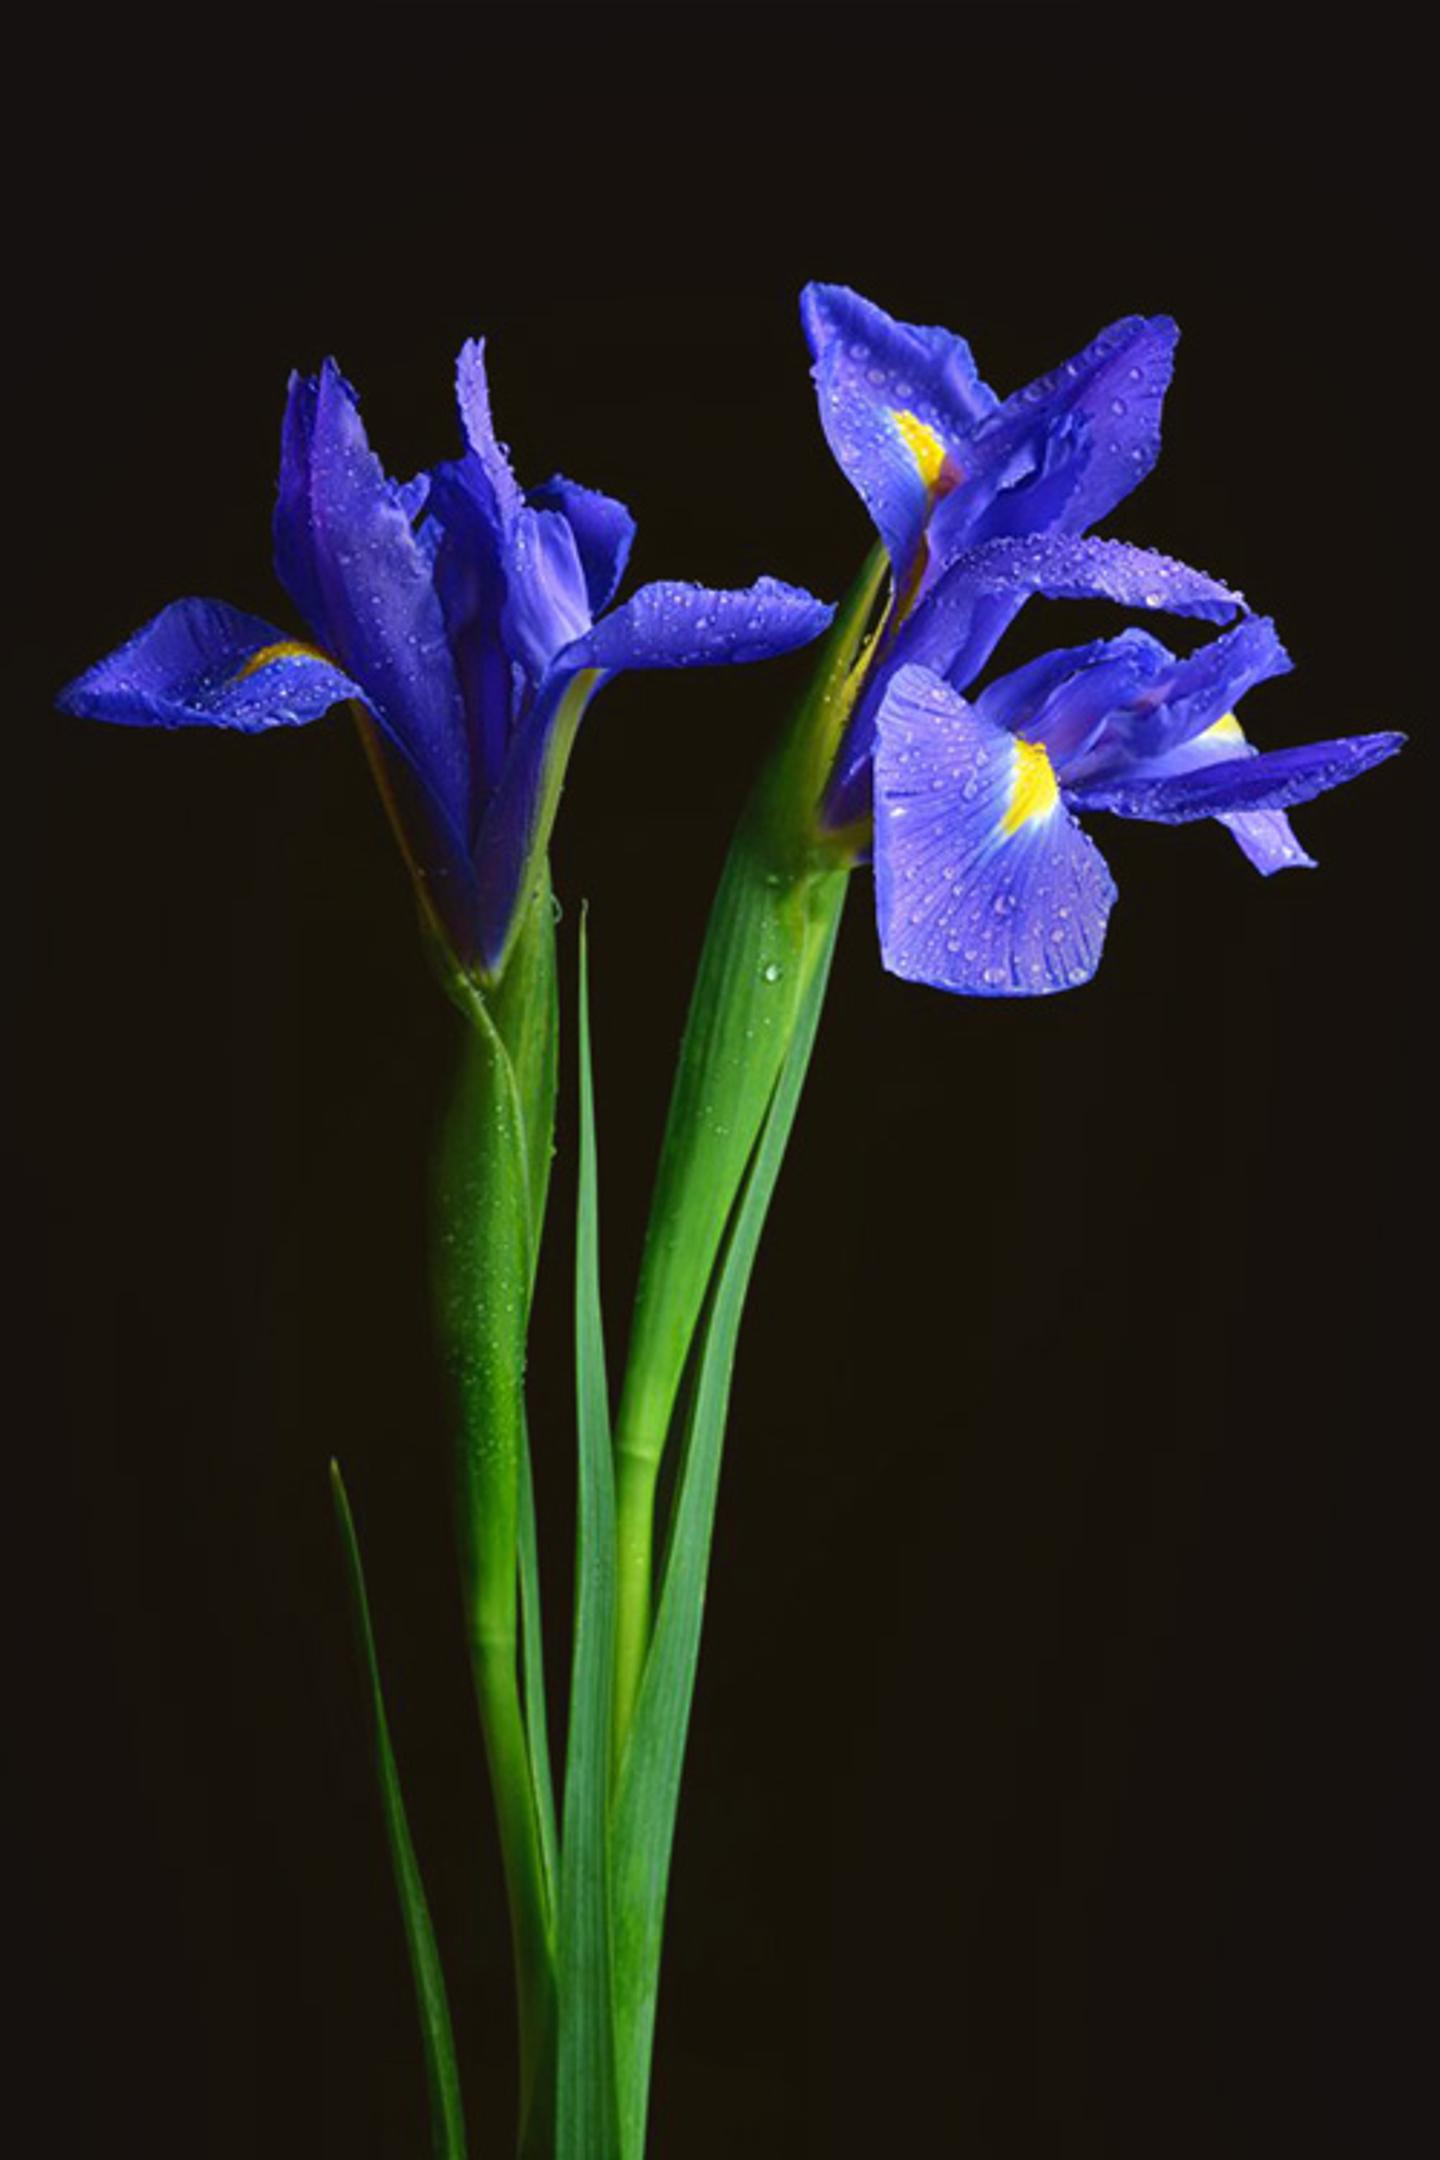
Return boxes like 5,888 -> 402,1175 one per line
57,598 -> 364,731
873,664 -> 1116,996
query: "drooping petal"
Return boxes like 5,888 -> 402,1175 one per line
801,282 -> 998,577
1075,700 -> 1319,874
1066,731 -> 1406,821
528,475 -> 636,615
299,360 -> 473,838
556,577 -> 833,673
501,506 -> 594,684
57,597 -> 364,731
825,535 -> 1245,825
929,315 -> 1179,566
873,664 -> 1117,996
1219,810 -> 1317,875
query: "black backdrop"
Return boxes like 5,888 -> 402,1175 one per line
11,11 -> 1429,2157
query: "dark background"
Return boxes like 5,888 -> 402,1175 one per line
10,9 -> 1429,2156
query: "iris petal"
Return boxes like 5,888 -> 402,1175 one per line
299,361 -> 473,840
873,664 -> 1116,996
557,577 -> 832,673
528,475 -> 636,616
1081,615 -> 1293,773
975,629 -> 1174,771
1066,731 -> 1406,821
454,336 -> 524,533
57,597 -> 364,731
826,535 -> 1245,825
273,370 -> 327,633
801,282 -> 997,578
502,507 -> 594,683
930,315 -> 1179,567
1219,810 -> 1317,876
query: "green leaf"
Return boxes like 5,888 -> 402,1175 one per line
609,899 -> 845,2159
518,1426 -> 560,1919
330,1461 -> 469,2160
557,920 -> 622,2157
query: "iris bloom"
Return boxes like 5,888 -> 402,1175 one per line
60,340 -> 832,979
802,285 -> 1404,994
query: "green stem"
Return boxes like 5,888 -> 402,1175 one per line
434,878 -> 561,2155
610,546 -> 888,1756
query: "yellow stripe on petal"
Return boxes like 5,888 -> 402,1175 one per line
1199,710 -> 1246,744
234,638 -> 329,682
1002,736 -> 1060,836
891,407 -> 950,490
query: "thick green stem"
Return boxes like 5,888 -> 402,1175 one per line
434,879 -> 561,2155
610,546 -> 888,1757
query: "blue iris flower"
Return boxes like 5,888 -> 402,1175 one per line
803,285 -> 1404,996
60,339 -> 833,979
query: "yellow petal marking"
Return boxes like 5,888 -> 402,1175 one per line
1002,736 -> 1060,836
234,637 -> 329,682
1199,710 -> 1245,744
891,408 -> 950,490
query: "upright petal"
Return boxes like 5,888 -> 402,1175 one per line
58,598 -> 364,731
556,577 -> 832,673
454,336 -> 524,533
873,664 -> 1117,996
528,475 -> 636,616
273,370 -> 326,633
501,506 -> 594,684
929,316 -> 1179,566
427,456 -> 516,822
801,282 -> 998,577
299,360 -> 473,839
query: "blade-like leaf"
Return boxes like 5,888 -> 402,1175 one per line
519,1426 -> 560,1917
610,893 -> 845,2158
557,921 -> 622,2157
330,1461 -> 468,2160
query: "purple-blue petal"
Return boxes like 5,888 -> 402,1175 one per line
901,534 -> 1244,701
454,337 -> 524,533
468,669 -> 596,978
273,369 -> 326,633
1080,615 -> 1294,774
930,315 -> 1178,567
426,456 -> 515,815
1066,732 -> 1406,821
825,536 -> 1245,825
299,361 -> 472,836
1219,810 -> 1317,876
975,629 -> 1175,771
528,474 -> 636,616
501,506 -> 594,684
873,664 -> 1116,997
557,577 -> 833,673
801,282 -> 997,576
57,598 -> 364,731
